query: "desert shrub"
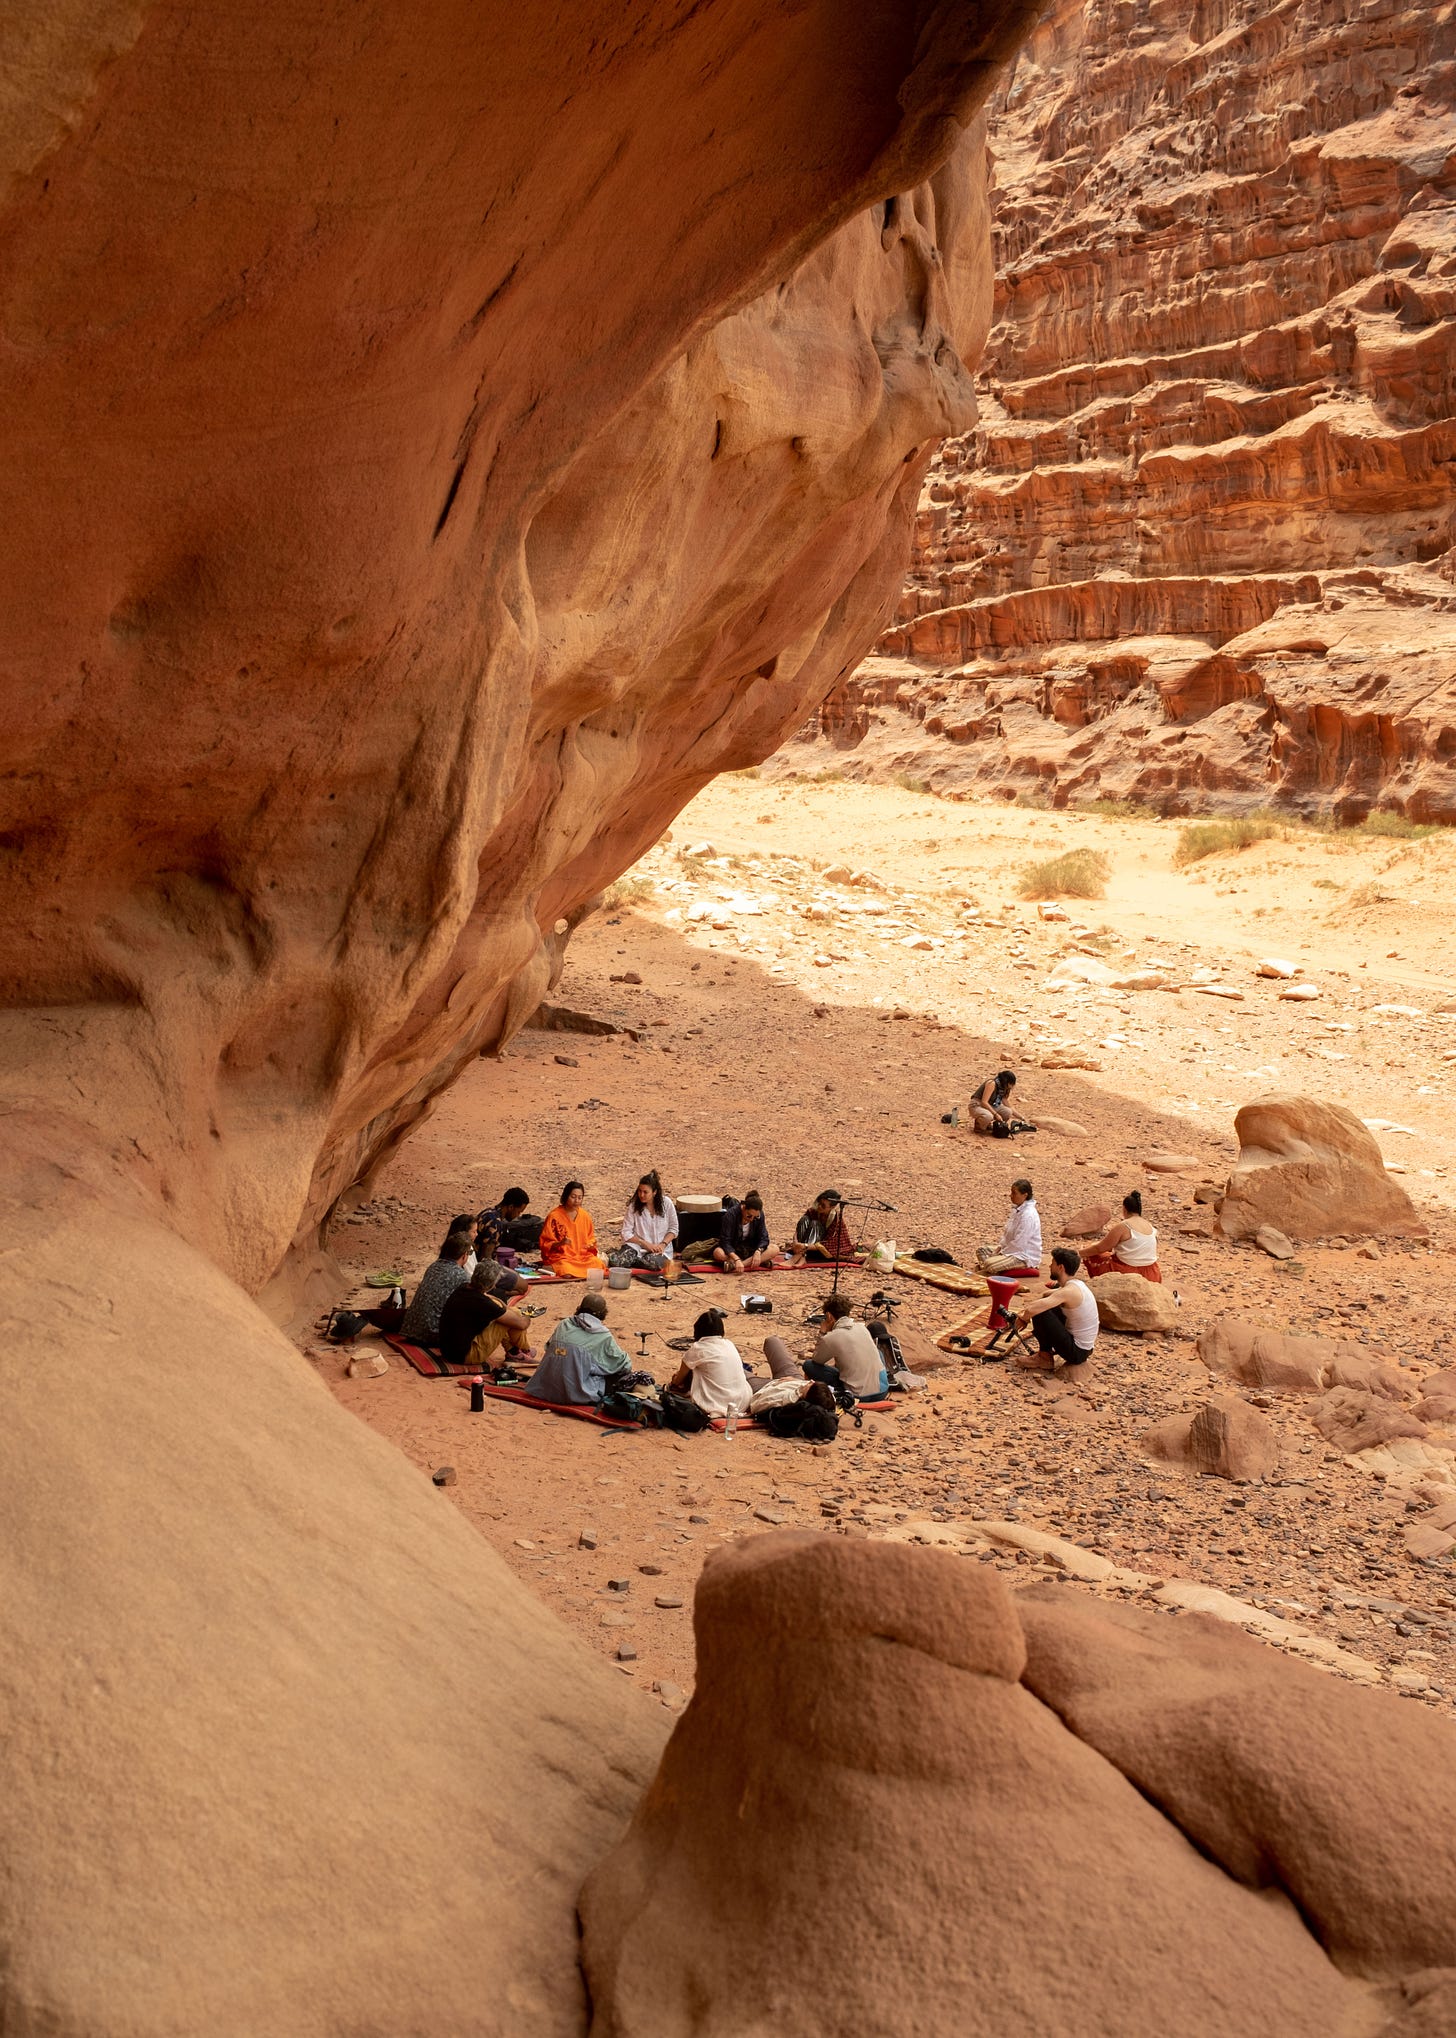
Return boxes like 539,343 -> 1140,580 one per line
1080,797 -> 1158,821
1358,810 -> 1437,839
894,772 -> 929,794
1172,813 -> 1285,866
1017,847 -> 1110,900
602,875 -> 653,909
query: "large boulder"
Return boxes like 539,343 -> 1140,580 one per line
1197,1320 -> 1355,1395
1144,1397 -> 1280,1482
1217,1095 -> 1428,1244
1017,1589 -> 1456,1979
1091,1270 -> 1177,1333
581,1534 -> 1378,2036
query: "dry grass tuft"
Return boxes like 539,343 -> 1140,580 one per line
1018,847 -> 1110,900
1172,813 -> 1284,866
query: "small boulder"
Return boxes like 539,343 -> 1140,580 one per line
1280,984 -> 1321,1002
1062,1202 -> 1113,1239
1142,1151 -> 1202,1173
431,1466 -> 457,1487
1311,1388 -> 1429,1457
1034,1115 -> 1088,1138
1415,1369 -> 1456,1426
1254,1224 -> 1295,1260
1091,1272 -> 1177,1334
1218,1094 -> 1428,1244
1257,958 -> 1300,979
1143,1397 -> 1280,1482
347,1349 -> 389,1380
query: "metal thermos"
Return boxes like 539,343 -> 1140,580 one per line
469,1378 -> 485,1413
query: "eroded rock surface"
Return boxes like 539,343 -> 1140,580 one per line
1218,1093 -> 1429,1243
580,1534 -> 1453,2035
0,4 -> 1034,2028
784,0 -> 1456,816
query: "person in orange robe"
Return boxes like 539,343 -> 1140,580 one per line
538,1180 -> 607,1278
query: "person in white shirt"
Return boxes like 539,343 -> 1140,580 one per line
1013,1247 -> 1099,1371
976,1179 -> 1042,1275
667,1309 -> 753,1418
611,1170 -> 679,1269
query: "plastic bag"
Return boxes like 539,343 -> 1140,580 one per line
867,1239 -> 897,1271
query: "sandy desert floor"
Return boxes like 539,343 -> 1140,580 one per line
315,781 -> 1456,1716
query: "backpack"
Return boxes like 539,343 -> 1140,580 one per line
766,1399 -> 839,1442
658,1387 -> 710,1434
600,1389 -> 665,1428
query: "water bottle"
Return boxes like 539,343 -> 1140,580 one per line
469,1377 -> 485,1413
724,1410 -> 738,1439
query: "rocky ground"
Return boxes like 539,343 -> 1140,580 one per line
314,779 -> 1456,1716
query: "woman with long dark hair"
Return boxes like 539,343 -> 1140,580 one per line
610,1169 -> 678,1270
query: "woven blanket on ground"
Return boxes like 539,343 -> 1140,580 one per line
385,1334 -> 478,1379
690,1254 -> 865,1276
891,1258 -> 991,1298
467,1381 -> 642,1430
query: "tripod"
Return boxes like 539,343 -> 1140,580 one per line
829,1196 -> 896,1291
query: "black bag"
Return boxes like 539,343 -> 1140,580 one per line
600,1390 -> 664,1428
990,1119 -> 1011,1139
659,1388 -> 709,1434
503,1214 -> 545,1250
911,1246 -> 957,1264
766,1400 -> 839,1442
325,1309 -> 366,1342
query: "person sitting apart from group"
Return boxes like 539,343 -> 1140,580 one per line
475,1186 -> 532,1263
803,1292 -> 889,1402
398,1230 -> 475,1348
968,1070 -> 1023,1134
538,1180 -> 607,1278
610,1170 -> 678,1269
1082,1190 -> 1161,1281
715,1190 -> 772,1273
1012,1247 -> 1100,1372
524,1291 -> 631,1406
976,1178 -> 1043,1275
438,1264 -> 534,1374
665,1308 -> 753,1422
787,1188 -> 853,1265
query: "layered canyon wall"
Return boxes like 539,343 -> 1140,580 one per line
792,0 -> 1456,816
0,3 -> 1034,2030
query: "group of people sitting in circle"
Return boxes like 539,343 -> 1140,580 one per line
390,1163 -> 1161,1403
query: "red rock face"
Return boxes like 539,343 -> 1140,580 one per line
798,0 -> 1456,816
0,10 -> 1042,2029
0,0 -> 1033,1290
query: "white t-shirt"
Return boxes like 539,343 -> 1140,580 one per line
813,1320 -> 886,1398
1061,1279 -> 1099,1352
999,1199 -> 1042,1267
685,1335 -> 752,1417
622,1196 -> 679,1257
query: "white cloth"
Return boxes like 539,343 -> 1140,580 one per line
620,1195 -> 678,1258
998,1199 -> 1042,1267
1116,1223 -> 1158,1267
1060,1279 -> 1099,1352
684,1334 -> 752,1417
813,1320 -> 885,1399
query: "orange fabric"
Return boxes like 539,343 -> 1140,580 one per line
1084,1252 -> 1162,1282
539,1205 -> 605,1277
